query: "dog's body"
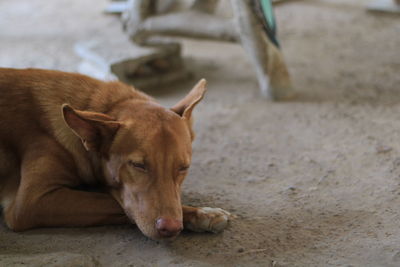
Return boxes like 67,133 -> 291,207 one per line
0,68 -> 229,240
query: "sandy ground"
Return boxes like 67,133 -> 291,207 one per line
1,0 -> 400,266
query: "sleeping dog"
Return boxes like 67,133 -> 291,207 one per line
0,68 -> 230,240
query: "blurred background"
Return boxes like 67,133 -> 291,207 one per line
1,0 -> 400,266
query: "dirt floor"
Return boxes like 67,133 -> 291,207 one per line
1,0 -> 400,266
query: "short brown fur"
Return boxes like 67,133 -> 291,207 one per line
0,68 -> 229,240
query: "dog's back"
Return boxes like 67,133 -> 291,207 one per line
0,68 -> 106,138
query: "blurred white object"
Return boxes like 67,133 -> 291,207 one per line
367,0 -> 400,14
122,0 -> 294,100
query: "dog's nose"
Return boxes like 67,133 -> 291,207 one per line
155,217 -> 183,238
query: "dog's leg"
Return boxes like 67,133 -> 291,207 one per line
182,205 -> 231,233
4,188 -> 129,231
3,139 -> 128,231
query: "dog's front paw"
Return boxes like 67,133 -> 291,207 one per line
185,207 -> 231,233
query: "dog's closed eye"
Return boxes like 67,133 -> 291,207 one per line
179,166 -> 189,173
128,161 -> 147,172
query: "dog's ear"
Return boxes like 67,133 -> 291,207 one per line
62,104 -> 121,154
171,79 -> 206,121
171,79 -> 206,140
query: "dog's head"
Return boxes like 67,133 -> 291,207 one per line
62,79 -> 206,240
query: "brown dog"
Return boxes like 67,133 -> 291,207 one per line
0,68 -> 230,240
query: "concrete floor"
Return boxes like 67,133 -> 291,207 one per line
1,0 -> 400,266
